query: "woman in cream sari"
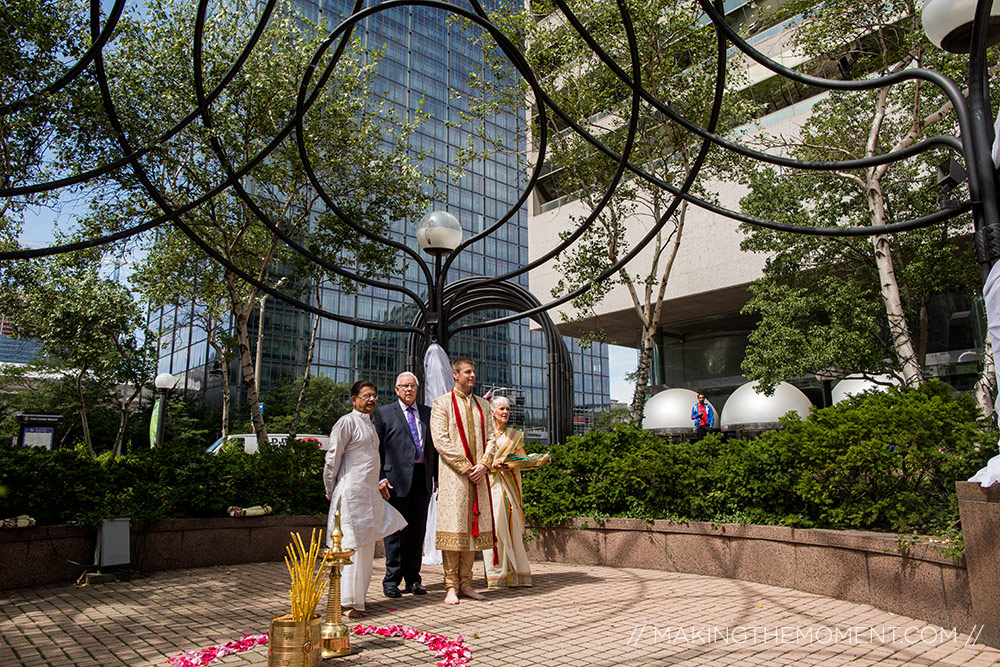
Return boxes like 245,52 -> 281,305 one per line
485,395 -> 549,589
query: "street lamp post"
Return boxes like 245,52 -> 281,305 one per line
922,0 -> 1000,279
919,0 -> 1000,411
416,210 -> 464,350
152,372 -> 176,447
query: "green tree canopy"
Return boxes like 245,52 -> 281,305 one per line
0,252 -> 155,456
56,0 -> 434,442
731,0 -> 984,393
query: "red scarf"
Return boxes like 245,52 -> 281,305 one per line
697,403 -> 707,426
451,390 -> 498,562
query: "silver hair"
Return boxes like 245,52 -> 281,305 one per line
395,371 -> 419,386
490,395 -> 511,409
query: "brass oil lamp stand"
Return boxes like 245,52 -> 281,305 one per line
320,511 -> 355,658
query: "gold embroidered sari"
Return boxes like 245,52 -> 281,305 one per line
485,426 -> 547,588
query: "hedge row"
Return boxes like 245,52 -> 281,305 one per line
0,439 -> 327,526
521,381 -> 996,534
1,382 -> 993,537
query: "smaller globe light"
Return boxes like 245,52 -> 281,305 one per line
642,388 -> 711,433
154,372 -> 177,391
831,375 -> 900,405
416,211 -> 463,256
922,0 -> 1000,53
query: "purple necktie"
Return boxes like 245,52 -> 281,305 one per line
406,406 -> 423,462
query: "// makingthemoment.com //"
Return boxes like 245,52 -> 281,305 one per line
624,624 -> 985,648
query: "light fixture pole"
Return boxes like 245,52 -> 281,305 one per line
416,210 -> 464,350
152,372 -> 176,447
922,0 -> 1000,279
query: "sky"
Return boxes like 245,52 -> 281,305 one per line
608,343 -> 637,403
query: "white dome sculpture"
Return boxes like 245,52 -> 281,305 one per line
643,388 -> 714,433
831,375 -> 899,404
720,381 -> 813,430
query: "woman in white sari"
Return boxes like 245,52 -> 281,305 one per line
484,396 -> 549,589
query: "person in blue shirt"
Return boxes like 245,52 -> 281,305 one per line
690,393 -> 715,440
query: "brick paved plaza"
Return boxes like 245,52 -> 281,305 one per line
2,559 -> 999,666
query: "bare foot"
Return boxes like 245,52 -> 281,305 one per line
342,607 -> 366,619
444,589 -> 460,605
458,587 -> 485,601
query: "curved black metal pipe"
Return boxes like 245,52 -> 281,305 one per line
1,0 -> 285,199
188,0 -> 427,311
406,277 -> 574,443
966,0 -> 1000,276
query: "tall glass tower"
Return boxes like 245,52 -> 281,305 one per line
152,0 -> 610,440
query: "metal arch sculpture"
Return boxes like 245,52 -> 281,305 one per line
3,0 -> 1000,434
406,277 -> 575,444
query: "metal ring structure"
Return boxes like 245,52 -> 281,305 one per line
2,0 -> 998,438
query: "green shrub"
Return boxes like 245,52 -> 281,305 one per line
1,381 -> 992,540
521,424 -> 727,526
779,382 -> 993,532
522,381 -> 994,535
0,437 -> 328,526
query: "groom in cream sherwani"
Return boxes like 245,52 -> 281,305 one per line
430,356 -> 496,605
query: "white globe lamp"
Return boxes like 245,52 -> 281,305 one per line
922,0 -> 1000,53
416,211 -> 463,256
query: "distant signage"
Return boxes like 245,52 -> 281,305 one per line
15,414 -> 63,450
22,426 -> 55,449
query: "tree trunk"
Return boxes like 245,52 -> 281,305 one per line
227,276 -> 268,445
111,385 -> 142,458
289,284 -> 322,441
75,369 -> 94,458
917,293 -> 929,369
975,337 -> 996,423
864,84 -> 922,388
112,381 -> 128,459
629,324 -> 656,423
867,179 -> 922,387
206,321 -> 231,441
220,352 -> 231,442
255,294 -> 266,396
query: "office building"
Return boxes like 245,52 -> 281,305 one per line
526,0 -> 982,416
152,0 -> 610,440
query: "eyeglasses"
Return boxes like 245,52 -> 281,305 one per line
358,393 -> 377,400
397,383 -> 417,389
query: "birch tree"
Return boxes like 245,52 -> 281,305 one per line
466,0 -> 753,422
733,0 -> 985,393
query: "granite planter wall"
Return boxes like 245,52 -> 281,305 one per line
525,515 -> 994,646
0,523 -> 96,589
955,481 -> 1000,649
0,515 -> 325,590
0,515 -> 390,591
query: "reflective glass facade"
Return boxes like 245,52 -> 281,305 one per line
153,0 -> 610,440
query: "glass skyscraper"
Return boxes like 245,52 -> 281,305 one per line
152,0 -> 610,440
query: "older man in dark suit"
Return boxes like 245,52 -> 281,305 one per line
373,371 -> 437,598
